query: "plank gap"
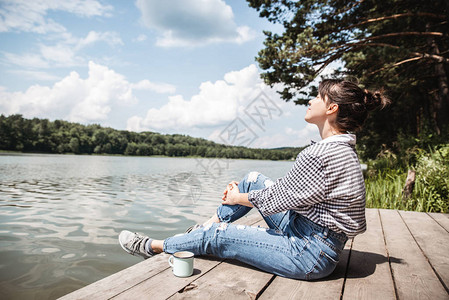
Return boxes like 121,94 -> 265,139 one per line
342,209 -> 396,299
110,265 -> 172,299
380,210 -> 399,300
426,212 -> 449,234
398,211 -> 449,295
339,237 -> 353,300
167,259 -> 224,298
255,275 -> 276,299
163,215 -> 267,300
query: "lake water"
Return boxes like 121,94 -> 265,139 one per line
0,153 -> 293,299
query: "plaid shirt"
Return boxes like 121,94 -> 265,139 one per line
248,134 -> 366,237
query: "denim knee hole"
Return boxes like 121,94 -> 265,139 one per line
247,171 -> 260,183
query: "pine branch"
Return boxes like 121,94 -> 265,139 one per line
344,12 -> 446,31
341,42 -> 449,63
289,37 -> 448,82
334,0 -> 365,17
367,56 -> 424,76
328,31 -> 444,53
410,52 -> 449,63
313,48 -> 349,76
329,31 -> 441,55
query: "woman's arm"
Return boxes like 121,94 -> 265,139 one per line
248,153 -> 325,216
221,152 -> 325,214
222,182 -> 253,207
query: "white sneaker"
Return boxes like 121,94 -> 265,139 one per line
118,230 -> 153,259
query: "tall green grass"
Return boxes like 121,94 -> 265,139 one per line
364,144 -> 449,213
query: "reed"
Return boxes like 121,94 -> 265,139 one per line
364,144 -> 449,213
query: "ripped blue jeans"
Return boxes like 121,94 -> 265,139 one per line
163,172 -> 348,280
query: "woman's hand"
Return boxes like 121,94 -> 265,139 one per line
222,181 -> 239,201
221,181 -> 252,207
222,182 -> 240,205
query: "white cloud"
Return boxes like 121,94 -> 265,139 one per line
126,64 -> 285,133
134,34 -> 148,42
132,80 -> 176,94
0,1 -> 120,70
0,61 -> 175,123
285,124 -> 321,145
250,129 -> 318,148
126,116 -> 145,132
77,31 -> 124,49
39,44 -> 79,66
214,123 -> 318,148
135,0 -> 255,47
0,0 -> 113,34
3,52 -> 50,69
205,106 -> 319,148
3,30 -> 123,69
9,70 -> 61,81
3,45 -> 80,69
250,133 -> 302,148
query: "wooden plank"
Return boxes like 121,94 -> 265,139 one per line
112,256 -> 222,300
250,219 -> 268,227
259,240 -> 351,299
60,214 -> 263,300
343,208 -> 396,300
236,213 -> 262,224
113,216 -> 270,300
399,210 -> 449,293
58,253 -> 170,300
168,259 -> 273,300
60,210 -> 449,300
427,212 -> 449,233
380,209 -> 447,299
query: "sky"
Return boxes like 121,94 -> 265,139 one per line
0,0 -> 322,148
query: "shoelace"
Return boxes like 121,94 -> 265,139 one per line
185,224 -> 201,233
129,234 -> 146,255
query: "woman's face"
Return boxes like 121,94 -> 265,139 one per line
304,93 -> 328,125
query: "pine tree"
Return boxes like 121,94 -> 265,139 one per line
248,0 -> 448,158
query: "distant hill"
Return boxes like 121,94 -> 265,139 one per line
0,114 -> 305,160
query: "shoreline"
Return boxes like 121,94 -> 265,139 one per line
0,150 -> 297,161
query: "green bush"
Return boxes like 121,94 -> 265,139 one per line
412,145 -> 449,212
365,144 -> 449,213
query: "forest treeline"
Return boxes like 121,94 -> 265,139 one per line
0,114 -> 303,160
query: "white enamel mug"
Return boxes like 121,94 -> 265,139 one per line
168,251 -> 194,277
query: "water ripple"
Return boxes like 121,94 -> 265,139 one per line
0,153 -> 292,299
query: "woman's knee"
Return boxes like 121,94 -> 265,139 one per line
240,171 -> 274,192
217,204 -> 251,222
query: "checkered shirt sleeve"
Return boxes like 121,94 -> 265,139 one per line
248,141 -> 367,237
248,153 -> 325,215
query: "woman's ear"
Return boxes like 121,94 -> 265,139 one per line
326,103 -> 339,115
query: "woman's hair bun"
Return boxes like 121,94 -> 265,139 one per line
318,78 -> 391,132
363,88 -> 390,111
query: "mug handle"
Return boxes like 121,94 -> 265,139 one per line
168,256 -> 174,267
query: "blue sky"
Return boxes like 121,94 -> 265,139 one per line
0,0 -> 321,148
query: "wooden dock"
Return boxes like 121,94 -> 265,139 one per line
60,209 -> 449,299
